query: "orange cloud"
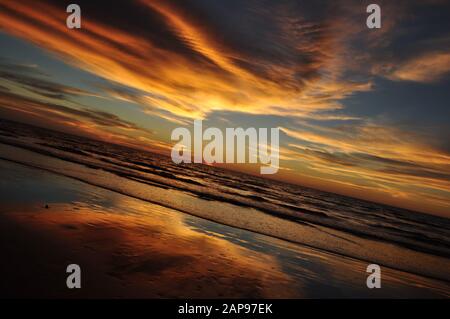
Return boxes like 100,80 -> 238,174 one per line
382,52 -> 450,83
279,123 -> 450,215
0,0 -> 372,120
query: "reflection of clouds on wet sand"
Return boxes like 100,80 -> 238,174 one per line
3,199 -> 298,298
1,159 -> 449,298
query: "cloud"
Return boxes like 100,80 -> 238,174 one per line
282,123 -> 450,163
0,60 -> 98,100
0,0 -> 375,120
1,0 -> 448,117
0,89 -> 154,136
280,122 -> 450,210
95,82 -> 191,125
378,52 -> 450,83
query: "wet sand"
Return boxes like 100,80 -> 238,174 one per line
0,206 -> 298,298
0,160 -> 449,298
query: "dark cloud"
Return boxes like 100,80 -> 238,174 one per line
0,60 -> 96,100
46,0 -> 215,65
0,90 -> 147,132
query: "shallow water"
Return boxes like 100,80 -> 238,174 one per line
0,159 -> 449,298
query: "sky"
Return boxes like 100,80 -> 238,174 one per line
0,0 -> 449,217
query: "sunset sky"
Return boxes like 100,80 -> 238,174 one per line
0,0 -> 449,216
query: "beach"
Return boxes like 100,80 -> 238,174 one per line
1,158 -> 449,298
